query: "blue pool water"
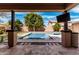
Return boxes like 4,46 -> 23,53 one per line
27,33 -> 49,39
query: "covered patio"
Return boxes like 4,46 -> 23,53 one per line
0,3 -> 78,55
0,42 -> 79,55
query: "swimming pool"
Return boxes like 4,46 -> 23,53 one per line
23,32 -> 49,40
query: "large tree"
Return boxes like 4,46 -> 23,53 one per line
24,13 -> 44,31
15,19 -> 23,31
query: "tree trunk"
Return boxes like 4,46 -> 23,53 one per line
33,26 -> 35,31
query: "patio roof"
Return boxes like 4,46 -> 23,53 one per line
0,3 -> 77,12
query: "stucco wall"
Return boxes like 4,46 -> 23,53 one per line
21,26 -> 28,32
72,23 -> 79,33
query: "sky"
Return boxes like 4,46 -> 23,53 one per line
0,4 -> 79,26
15,12 -> 63,26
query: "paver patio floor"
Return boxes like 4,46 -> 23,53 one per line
0,43 -> 79,55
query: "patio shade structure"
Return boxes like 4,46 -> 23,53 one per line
0,3 -> 77,48
0,3 -> 76,12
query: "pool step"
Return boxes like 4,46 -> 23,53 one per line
16,42 -> 62,45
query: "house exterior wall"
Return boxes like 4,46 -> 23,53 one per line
21,25 -> 28,32
45,21 -> 72,32
0,24 -> 9,31
72,23 -> 79,33
45,23 -> 54,32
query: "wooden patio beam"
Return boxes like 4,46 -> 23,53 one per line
0,3 -> 76,12
64,3 -> 77,11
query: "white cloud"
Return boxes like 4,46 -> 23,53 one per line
15,12 -> 29,14
42,15 -> 56,19
70,16 -> 79,19
0,17 -> 11,23
0,12 -> 11,18
71,19 -> 79,23
71,19 -> 79,22
34,12 -> 44,15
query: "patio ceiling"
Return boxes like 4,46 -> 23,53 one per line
0,3 -> 77,12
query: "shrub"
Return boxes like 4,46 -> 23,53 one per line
0,36 -> 3,43
0,30 -> 4,34
53,22 -> 61,31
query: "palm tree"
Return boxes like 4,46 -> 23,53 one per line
24,13 -> 44,31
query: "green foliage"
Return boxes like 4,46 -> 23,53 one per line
8,19 -> 23,31
15,19 -> 23,25
0,30 -> 4,34
8,20 -> 11,25
53,22 -> 61,31
24,13 -> 44,31
15,19 -> 23,31
0,30 -> 4,42
0,36 -> 3,43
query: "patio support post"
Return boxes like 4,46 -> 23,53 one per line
61,10 -> 72,47
63,11 -> 68,31
11,10 -> 15,30
6,10 -> 17,48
